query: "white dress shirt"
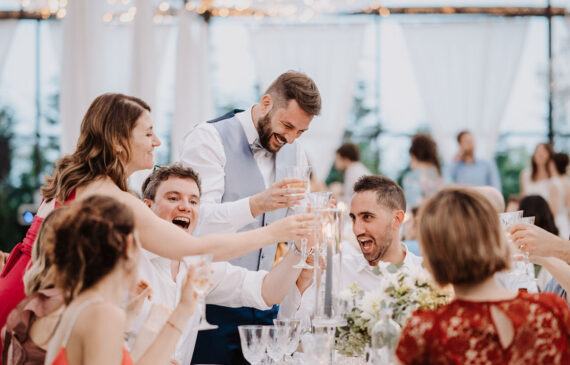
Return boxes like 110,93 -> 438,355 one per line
179,107 -> 308,236
278,242 -> 423,320
495,264 -> 538,293
130,249 -> 271,365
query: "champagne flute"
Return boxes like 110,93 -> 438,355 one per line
181,254 -> 217,330
293,201 -> 314,269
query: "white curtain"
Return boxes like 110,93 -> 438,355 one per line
250,23 -> 365,180
171,10 -> 213,161
131,0 -> 157,108
0,20 -> 19,82
60,0 -> 107,154
402,19 -> 529,162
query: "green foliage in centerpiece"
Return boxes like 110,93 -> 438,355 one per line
334,264 -> 452,356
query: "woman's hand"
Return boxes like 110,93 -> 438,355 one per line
508,223 -> 566,258
125,279 -> 153,331
126,279 -> 153,317
178,267 -> 198,313
268,213 -> 316,243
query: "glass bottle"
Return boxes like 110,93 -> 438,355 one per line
369,308 -> 401,365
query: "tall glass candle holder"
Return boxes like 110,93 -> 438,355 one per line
312,208 -> 346,327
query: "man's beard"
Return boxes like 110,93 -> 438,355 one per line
364,234 -> 393,265
256,112 -> 285,153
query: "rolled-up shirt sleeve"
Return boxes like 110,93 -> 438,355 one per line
179,123 -> 257,235
206,262 -> 271,310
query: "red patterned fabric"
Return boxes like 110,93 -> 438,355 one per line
0,190 -> 76,364
396,291 -> 570,365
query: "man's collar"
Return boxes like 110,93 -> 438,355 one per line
235,106 -> 258,146
351,241 -> 411,272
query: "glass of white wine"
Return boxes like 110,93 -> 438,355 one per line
279,166 -> 311,197
181,254 -> 217,331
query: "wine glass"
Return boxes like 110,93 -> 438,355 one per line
266,325 -> 289,364
300,329 -> 334,365
273,319 -> 302,360
238,325 -> 269,365
306,192 -> 333,211
279,166 -> 311,198
181,254 -> 218,330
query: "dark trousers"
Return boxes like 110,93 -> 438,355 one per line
191,304 -> 279,365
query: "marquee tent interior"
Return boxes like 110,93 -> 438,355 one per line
0,0 -> 569,246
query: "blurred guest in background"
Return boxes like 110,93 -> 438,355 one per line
520,143 -> 568,239
519,195 -> 559,289
402,134 -> 444,209
448,130 -> 501,191
519,195 -> 559,237
550,152 -> 570,239
552,153 -> 570,220
397,188 -> 570,364
334,142 -> 371,202
506,194 -> 522,213
402,207 -> 421,257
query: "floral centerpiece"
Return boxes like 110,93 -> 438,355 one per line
335,263 -> 453,356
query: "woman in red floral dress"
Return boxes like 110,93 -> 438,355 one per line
396,187 -> 570,365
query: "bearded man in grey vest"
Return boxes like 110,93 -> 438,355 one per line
179,71 -> 321,364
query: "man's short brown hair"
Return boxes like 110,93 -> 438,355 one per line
336,143 -> 360,162
142,164 -> 202,201
353,175 -> 406,212
264,71 -> 321,116
418,187 -> 510,286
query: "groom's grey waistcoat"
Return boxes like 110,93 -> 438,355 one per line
209,110 -> 297,271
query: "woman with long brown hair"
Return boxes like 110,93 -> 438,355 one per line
520,143 -> 568,238
0,93 -> 312,356
45,195 -> 197,365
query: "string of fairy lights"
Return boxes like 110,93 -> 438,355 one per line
8,0 -> 569,23
12,0 -> 403,23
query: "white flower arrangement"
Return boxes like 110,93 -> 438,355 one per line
334,263 -> 453,356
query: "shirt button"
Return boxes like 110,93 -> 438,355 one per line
261,254 -> 265,259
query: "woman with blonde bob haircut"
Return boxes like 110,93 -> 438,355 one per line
0,93 -> 313,354
396,187 -> 570,365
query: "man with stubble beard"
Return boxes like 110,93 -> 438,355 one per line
179,71 -> 321,364
278,175 -> 423,320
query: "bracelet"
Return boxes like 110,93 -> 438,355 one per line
166,320 -> 183,334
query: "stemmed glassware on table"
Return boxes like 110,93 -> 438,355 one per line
181,254 -> 218,330
273,319 -> 302,362
266,325 -> 290,364
238,325 -> 268,365
300,326 -> 336,365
